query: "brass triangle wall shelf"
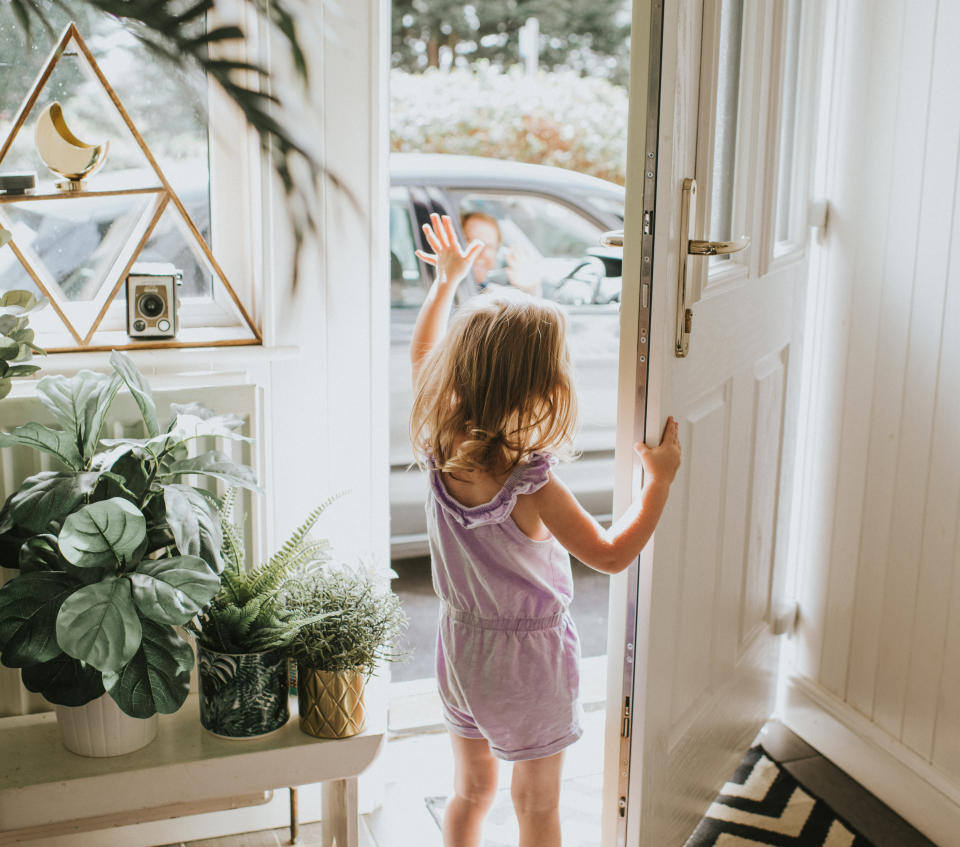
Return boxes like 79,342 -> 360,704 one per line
0,23 -> 262,352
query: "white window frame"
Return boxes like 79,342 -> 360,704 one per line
4,3 -> 266,346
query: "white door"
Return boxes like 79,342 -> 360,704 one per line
602,0 -> 816,844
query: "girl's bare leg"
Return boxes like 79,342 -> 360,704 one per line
443,733 -> 499,847
511,751 -> 565,847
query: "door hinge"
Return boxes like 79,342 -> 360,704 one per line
621,696 -> 631,738
642,209 -> 654,235
618,796 -> 628,817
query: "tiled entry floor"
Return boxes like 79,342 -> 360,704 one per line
163,717 -> 936,847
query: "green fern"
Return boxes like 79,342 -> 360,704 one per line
190,491 -> 341,653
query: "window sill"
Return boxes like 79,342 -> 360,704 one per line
5,344 -> 301,392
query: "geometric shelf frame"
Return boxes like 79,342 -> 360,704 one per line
0,23 -> 262,351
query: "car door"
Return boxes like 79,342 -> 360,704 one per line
603,0 -> 814,843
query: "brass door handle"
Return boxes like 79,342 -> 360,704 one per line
600,230 -> 624,248
687,236 -> 750,256
676,178 -> 751,357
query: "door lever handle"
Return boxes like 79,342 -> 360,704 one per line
676,178 -> 750,357
687,236 -> 750,256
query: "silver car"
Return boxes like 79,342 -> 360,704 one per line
390,154 -> 625,558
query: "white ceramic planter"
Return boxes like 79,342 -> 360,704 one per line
55,693 -> 158,757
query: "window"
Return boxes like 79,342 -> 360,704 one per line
389,188 -> 425,308
0,1 -> 260,348
457,192 -> 619,305
774,0 -> 803,248
709,0 -> 745,267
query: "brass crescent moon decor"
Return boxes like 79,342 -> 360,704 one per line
34,102 -> 109,192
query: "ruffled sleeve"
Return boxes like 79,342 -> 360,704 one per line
429,452 -> 557,529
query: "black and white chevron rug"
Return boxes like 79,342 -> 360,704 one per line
684,745 -> 875,846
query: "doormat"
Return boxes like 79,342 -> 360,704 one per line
684,745 -> 875,846
425,774 -> 602,847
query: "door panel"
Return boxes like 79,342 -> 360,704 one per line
602,0 -> 810,843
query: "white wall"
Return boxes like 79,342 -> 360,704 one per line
0,0 -> 389,841
783,1 -> 960,842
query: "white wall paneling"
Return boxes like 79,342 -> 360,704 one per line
783,0 -> 960,838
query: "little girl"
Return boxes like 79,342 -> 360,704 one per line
409,214 -> 681,847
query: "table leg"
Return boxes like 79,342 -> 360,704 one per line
321,777 -> 359,847
288,787 -> 300,844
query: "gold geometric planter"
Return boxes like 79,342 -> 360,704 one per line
297,665 -> 367,738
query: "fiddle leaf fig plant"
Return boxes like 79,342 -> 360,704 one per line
0,350 -> 260,717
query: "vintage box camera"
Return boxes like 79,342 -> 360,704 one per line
126,263 -> 182,338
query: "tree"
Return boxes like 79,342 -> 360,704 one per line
391,0 -> 631,84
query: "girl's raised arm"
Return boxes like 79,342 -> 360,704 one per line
534,418 -> 682,574
410,213 -> 483,386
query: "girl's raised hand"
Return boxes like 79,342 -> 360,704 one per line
416,213 -> 484,288
636,416 -> 682,485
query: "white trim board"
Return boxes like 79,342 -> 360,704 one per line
782,673 -> 960,846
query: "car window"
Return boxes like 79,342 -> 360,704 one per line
459,192 -> 602,257
390,187 -> 425,307
457,192 -> 620,306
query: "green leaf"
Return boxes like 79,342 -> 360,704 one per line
0,335 -> 18,360
37,370 -> 122,463
97,448 -> 152,501
21,653 -> 105,707
19,534 -> 62,573
162,483 -> 223,571
0,315 -> 24,335
161,483 -> 199,556
109,351 -> 160,438
20,534 -> 104,585
0,571 -> 79,667
5,364 -> 41,377
103,620 -> 193,717
166,451 -> 261,491
0,422 -> 83,469
0,379 -> 10,401
166,413 -> 252,444
128,555 -> 220,625
9,472 -> 101,533
0,290 -> 37,311
55,578 -> 142,673
59,499 -> 147,569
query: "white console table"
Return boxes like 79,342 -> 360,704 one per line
0,694 -> 386,846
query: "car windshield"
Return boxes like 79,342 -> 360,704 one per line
459,192 -> 604,258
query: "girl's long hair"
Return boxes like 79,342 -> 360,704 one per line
410,291 -> 578,475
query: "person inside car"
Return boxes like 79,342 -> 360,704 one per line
461,211 -> 543,297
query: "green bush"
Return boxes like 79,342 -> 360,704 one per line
390,66 -> 628,185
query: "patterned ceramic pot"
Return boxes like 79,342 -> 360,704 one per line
297,665 -> 367,738
198,645 -> 289,738
56,692 -> 158,757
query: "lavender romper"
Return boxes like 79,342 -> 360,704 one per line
427,452 -> 584,761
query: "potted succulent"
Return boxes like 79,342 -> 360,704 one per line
0,351 -> 258,756
287,564 -> 407,738
187,491 -> 338,739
